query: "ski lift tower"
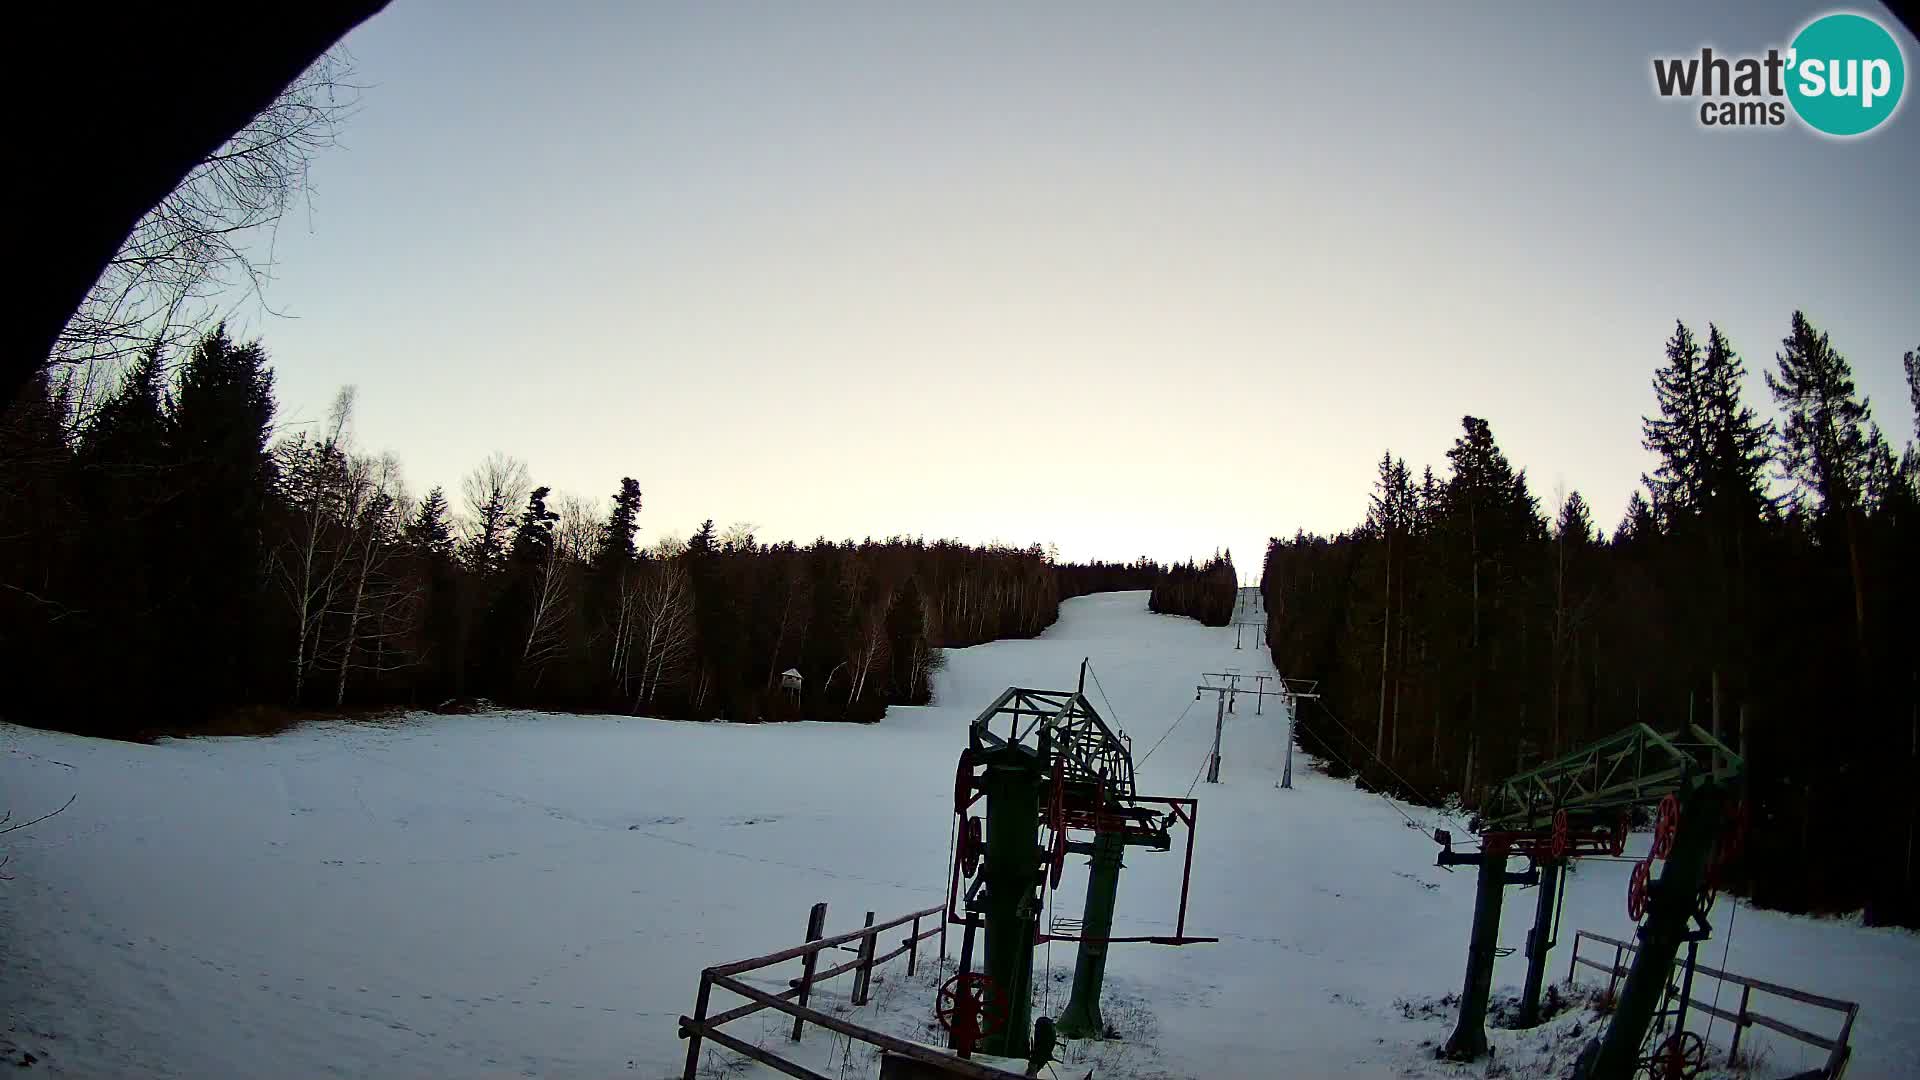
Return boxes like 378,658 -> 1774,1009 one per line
1434,722 -> 1746,1080
942,662 -> 1214,1059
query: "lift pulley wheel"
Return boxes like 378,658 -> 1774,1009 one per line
959,816 -> 984,878
1610,813 -> 1629,857
953,752 -> 976,817
1627,858 -> 1652,922
1641,1030 -> 1707,1079
1652,794 -> 1680,860
1048,818 -> 1067,889
935,972 -> 1009,1057
1551,809 -> 1570,859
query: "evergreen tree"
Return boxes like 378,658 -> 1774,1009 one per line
78,346 -> 169,474
0,372 -> 78,713
404,486 -> 456,560
1642,321 -> 1709,524
166,325 -> 278,709
511,486 -> 559,564
594,478 -> 643,570
1698,325 -> 1774,523
1902,348 -> 1919,485
1612,490 -> 1657,546
1556,490 -> 1596,544
1766,311 -> 1875,517
1766,312 -> 1878,647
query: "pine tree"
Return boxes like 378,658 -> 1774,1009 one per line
1643,321 -> 1709,525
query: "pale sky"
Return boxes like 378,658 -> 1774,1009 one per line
221,2 -> 1919,578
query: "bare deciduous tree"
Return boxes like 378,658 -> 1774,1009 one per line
52,53 -> 363,425
330,452 -> 410,705
555,494 -> 603,564
632,558 -> 696,710
518,527 -> 571,684
271,388 -> 355,702
460,452 -> 530,576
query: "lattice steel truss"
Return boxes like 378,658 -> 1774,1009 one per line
969,687 -> 1138,803
1479,723 -> 1744,831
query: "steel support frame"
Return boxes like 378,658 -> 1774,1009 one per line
1582,782 -> 1730,1080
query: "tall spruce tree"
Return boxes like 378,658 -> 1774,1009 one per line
594,478 -> 643,570
1698,325 -> 1774,522
1767,312 -> 1875,516
167,326 -> 277,709
1766,311 -> 1878,646
404,487 -> 456,560
1643,321 -> 1709,526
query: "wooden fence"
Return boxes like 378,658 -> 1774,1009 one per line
678,901 -> 1028,1080
1567,929 -> 1859,1078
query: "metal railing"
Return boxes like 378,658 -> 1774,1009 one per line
678,900 -> 1028,1080
1568,929 -> 1859,1078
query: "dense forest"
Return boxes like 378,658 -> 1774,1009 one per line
0,327 -> 1168,737
1261,313 -> 1919,926
1148,554 -> 1239,626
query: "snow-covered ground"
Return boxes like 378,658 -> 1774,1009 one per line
2,591 -> 1915,1079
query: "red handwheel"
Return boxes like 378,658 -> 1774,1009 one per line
1551,809 -> 1570,859
1652,794 -> 1680,859
1646,1030 -> 1707,1079
1627,858 -> 1652,922
936,972 -> 1009,1057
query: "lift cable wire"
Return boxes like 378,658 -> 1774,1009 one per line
1703,896 -> 1740,1053
1085,660 -> 1123,737
1289,711 -> 1433,834
1185,745 -> 1211,798
1308,696 -> 1444,810
1137,696 -> 1198,767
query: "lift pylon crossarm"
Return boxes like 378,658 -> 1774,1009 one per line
1479,723 -> 1743,831
971,686 -> 1138,802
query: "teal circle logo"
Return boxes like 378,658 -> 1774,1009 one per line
1786,12 -> 1905,136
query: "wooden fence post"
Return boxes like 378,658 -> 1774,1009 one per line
853,911 -> 877,1005
1729,984 -> 1753,1063
908,914 -> 922,976
790,901 -> 828,1041
1567,933 -> 1580,985
682,972 -> 713,1080
1606,942 -> 1624,1000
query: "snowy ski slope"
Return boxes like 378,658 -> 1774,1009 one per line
2,591 -> 1915,1078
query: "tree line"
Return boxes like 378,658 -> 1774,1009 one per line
0,327 -> 1153,736
1261,313 -> 1918,927
1149,554 -> 1238,626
